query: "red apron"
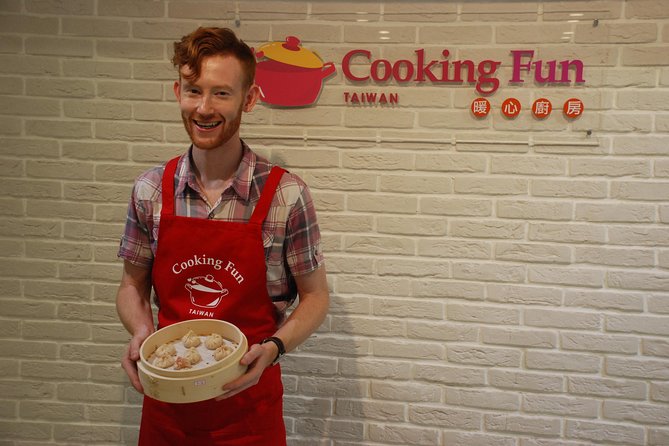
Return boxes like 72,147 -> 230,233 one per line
138,156 -> 287,446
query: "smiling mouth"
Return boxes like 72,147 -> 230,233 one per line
194,120 -> 222,130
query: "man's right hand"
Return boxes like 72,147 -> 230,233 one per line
121,331 -> 151,393
116,260 -> 154,394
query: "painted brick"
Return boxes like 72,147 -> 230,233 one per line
446,387 -> 520,411
447,344 -> 521,367
485,413 -> 561,437
444,431 -> 517,446
568,376 -> 647,400
407,321 -> 478,342
643,339 -> 669,358
561,332 -> 639,354
526,351 -> 601,373
96,40 -> 164,60
482,327 -> 556,348
25,36 -> 93,57
0,96 -> 60,117
565,420 -> 645,445
606,357 -> 669,380
377,216 -> 447,236
497,24 -> 571,44
62,59 -> 131,79
414,281 -> 483,302
490,369 -> 564,393
608,270 -> 669,291
455,176 -> 528,195
385,2 -> 457,22
523,394 -> 599,418
649,428 -> 669,446
26,199 -> 94,220
461,2 -> 538,21
603,400 -> 669,425
495,242 -> 571,264
335,398 -> 402,421
651,382 -> 669,402
576,202 -> 655,223
0,420 -> 52,440
574,246 -> 655,267
340,358 -> 411,380
26,78 -> 95,98
409,404 -> 482,429
415,153 -> 487,173
612,224 -> 669,247
421,197 -> 490,217
420,25 -> 492,44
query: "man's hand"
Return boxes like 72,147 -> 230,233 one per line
121,329 -> 152,394
215,341 -> 277,400
116,260 -> 154,394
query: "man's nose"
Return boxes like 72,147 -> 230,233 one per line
196,95 -> 214,115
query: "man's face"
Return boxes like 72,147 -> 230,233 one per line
174,55 -> 257,151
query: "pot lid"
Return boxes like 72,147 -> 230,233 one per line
256,36 -> 324,69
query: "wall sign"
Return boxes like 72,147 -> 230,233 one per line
254,36 -> 585,116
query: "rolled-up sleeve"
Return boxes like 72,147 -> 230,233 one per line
284,181 -> 324,277
118,179 -> 155,269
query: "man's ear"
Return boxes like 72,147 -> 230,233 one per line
243,84 -> 260,112
173,80 -> 181,102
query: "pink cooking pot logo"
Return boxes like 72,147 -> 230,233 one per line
255,36 -> 336,107
185,275 -> 229,309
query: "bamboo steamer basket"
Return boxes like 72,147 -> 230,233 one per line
138,318 -> 248,404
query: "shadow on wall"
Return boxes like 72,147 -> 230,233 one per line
282,289 -> 368,444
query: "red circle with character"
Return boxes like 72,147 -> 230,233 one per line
532,98 -> 552,119
501,98 -> 521,119
563,98 -> 584,119
471,97 -> 491,118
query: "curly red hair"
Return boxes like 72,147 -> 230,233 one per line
172,27 -> 255,89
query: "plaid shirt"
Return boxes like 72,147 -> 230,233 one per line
118,142 -> 324,313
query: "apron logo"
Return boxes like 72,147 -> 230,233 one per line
185,275 -> 229,309
172,255 -> 247,316
172,255 -> 245,284
172,254 -> 224,273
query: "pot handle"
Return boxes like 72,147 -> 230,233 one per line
321,62 -> 336,79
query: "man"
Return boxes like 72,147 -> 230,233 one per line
116,27 -> 329,445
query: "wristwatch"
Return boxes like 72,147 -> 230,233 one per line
260,336 -> 285,365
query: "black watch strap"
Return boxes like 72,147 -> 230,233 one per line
260,336 -> 285,365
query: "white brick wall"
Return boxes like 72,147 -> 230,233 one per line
0,0 -> 668,445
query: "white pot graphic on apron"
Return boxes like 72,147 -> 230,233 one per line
185,275 -> 229,308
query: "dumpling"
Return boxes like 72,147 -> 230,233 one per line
175,348 -> 201,370
214,344 -> 234,361
184,347 -> 201,365
182,330 -> 201,348
204,333 -> 223,350
154,355 -> 175,369
154,342 -> 176,357
174,356 -> 191,370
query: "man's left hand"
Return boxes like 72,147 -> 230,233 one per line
215,341 -> 277,400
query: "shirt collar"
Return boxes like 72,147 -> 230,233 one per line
176,141 -> 257,202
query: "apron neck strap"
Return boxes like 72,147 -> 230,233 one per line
161,158 -> 286,224
160,156 -> 180,217
250,166 -> 286,225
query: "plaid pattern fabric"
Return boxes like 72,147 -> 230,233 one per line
118,142 -> 324,311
